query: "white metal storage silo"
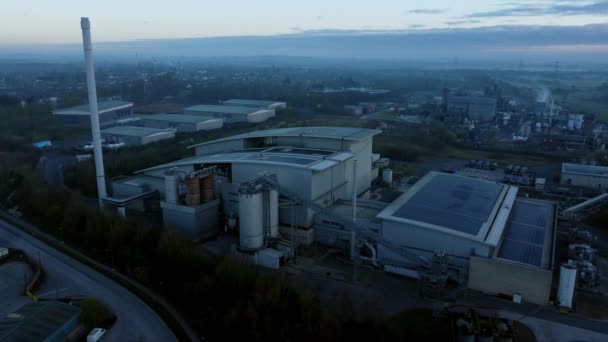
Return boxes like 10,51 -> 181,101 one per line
382,168 -> 393,186
239,192 -> 265,251
557,262 -> 577,309
164,172 -> 180,204
269,189 -> 279,239
575,115 -> 584,130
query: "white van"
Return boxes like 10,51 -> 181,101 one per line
87,328 -> 106,342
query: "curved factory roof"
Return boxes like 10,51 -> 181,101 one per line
189,126 -> 381,149
138,146 -> 354,173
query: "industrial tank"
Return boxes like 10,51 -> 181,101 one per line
239,192 -> 264,251
269,190 -> 279,239
383,168 -> 393,186
201,174 -> 214,203
164,172 -> 180,204
557,262 -> 577,308
185,176 -> 200,206
568,118 -> 575,130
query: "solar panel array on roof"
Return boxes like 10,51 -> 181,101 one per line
265,147 -> 334,156
242,154 -> 315,165
392,173 -> 504,235
497,200 -> 553,268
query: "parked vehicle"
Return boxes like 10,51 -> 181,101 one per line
87,328 -> 106,342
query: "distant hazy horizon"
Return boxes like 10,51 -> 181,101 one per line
2,1 -> 608,66
2,0 -> 608,44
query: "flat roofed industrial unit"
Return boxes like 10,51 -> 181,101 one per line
53,100 -> 133,115
101,125 -> 172,137
223,99 -> 283,107
185,104 -> 262,115
562,163 -> 608,177
139,147 -> 353,173
189,126 -> 381,149
137,113 -> 220,124
496,199 -> 555,269
0,301 -> 81,341
392,173 -> 504,235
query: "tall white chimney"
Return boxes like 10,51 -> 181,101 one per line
81,17 -> 107,207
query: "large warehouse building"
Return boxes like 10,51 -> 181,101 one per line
222,99 -> 287,110
377,172 -> 556,304
184,104 -> 275,123
107,127 -> 556,303
101,126 -> 175,146
53,100 -> 133,127
561,163 -> 608,191
138,113 -> 223,132
447,96 -> 497,122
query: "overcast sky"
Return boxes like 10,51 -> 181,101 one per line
1,0 -> 608,44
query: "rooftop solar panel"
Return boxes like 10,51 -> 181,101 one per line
392,173 -> 504,235
265,147 -> 334,156
242,154 -> 315,165
498,239 -> 544,267
497,200 -> 553,268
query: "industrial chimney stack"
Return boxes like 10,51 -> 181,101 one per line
80,17 -> 107,207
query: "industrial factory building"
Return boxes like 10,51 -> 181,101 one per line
222,99 -> 287,110
138,113 -> 223,132
52,100 -> 133,127
377,172 -> 556,305
110,127 -> 380,240
101,125 -> 175,146
184,104 -> 275,123
0,301 -> 81,341
447,96 -> 497,122
561,163 -> 608,191
107,127 -> 556,303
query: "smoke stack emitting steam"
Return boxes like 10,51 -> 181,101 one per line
81,17 -> 107,207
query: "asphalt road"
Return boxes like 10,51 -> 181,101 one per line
0,219 -> 177,342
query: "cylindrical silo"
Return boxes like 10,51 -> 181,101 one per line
568,118 -> 575,130
269,189 -> 279,239
575,115 -> 583,130
382,168 -> 393,186
185,176 -> 200,206
164,172 -> 180,204
239,192 -> 264,251
201,174 -> 214,203
557,262 -> 577,309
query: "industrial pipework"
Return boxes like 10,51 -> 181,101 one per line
80,17 -> 107,207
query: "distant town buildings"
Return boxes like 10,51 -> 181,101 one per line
447,95 -> 497,122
